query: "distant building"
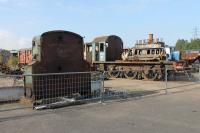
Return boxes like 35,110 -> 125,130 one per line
10,50 -> 18,57
18,48 -> 32,66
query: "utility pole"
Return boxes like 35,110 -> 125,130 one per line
193,26 -> 199,39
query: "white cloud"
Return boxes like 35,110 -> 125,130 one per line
0,31 -> 31,50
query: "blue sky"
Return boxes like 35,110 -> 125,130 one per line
0,0 -> 199,50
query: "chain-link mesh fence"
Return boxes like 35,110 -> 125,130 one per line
0,72 -> 103,111
102,67 -> 166,101
166,66 -> 200,93
102,66 -> 200,101
0,67 -> 199,111
29,72 -> 102,109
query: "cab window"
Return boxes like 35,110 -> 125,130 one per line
100,43 -> 104,52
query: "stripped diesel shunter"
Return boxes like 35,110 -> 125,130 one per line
85,34 -> 172,80
25,30 -> 91,100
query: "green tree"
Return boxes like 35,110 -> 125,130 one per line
175,38 -> 200,51
190,39 -> 200,49
175,39 -> 188,51
6,56 -> 18,68
0,54 -> 2,64
0,50 -> 10,64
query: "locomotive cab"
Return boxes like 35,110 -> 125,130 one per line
92,42 -> 107,62
84,42 -> 107,62
84,35 -> 123,63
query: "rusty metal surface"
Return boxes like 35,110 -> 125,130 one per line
31,30 -> 90,74
84,43 -> 93,63
93,35 -> 123,61
148,33 -> 154,44
123,34 -> 166,62
24,30 -> 91,100
181,50 -> 200,61
93,61 -> 173,65
18,48 -> 32,66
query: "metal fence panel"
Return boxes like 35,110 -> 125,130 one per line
0,66 -> 199,111
102,67 -> 167,101
166,66 -> 200,93
0,72 -> 103,111
26,72 -> 102,109
102,66 -> 200,101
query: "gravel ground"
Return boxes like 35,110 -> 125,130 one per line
104,78 -> 200,93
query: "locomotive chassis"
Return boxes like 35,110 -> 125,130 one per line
93,61 -> 173,81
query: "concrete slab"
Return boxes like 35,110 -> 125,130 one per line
0,87 -> 200,133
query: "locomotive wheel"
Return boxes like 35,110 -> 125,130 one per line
124,71 -> 137,79
109,70 -> 120,78
103,71 -> 110,79
143,70 -> 158,81
118,71 -> 126,78
133,71 -> 138,79
156,70 -> 164,80
136,71 -> 143,80
108,66 -> 120,78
